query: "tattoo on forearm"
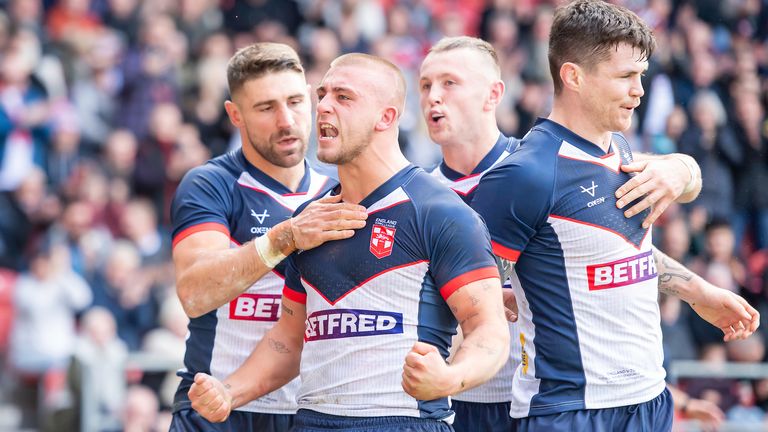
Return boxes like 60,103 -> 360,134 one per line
472,338 -> 498,356
657,256 -> 692,297
469,295 -> 479,306
268,337 -> 290,354
459,312 -> 480,325
282,304 -> 294,316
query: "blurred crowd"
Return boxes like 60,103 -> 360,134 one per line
0,0 -> 766,430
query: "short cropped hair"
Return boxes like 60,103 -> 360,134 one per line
549,0 -> 655,94
428,36 -> 500,78
227,42 -> 304,96
330,53 -> 407,117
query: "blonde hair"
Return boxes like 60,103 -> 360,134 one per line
330,53 -> 406,116
428,36 -> 501,79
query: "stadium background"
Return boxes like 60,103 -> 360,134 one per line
0,0 -> 767,430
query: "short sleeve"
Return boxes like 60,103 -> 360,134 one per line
281,254 -> 307,304
470,158 -> 554,264
420,197 -> 499,300
171,165 -> 234,247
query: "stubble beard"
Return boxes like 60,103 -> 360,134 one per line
247,128 -> 307,168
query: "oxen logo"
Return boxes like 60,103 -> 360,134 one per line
370,224 -> 396,259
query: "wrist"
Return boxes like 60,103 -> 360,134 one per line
253,233 -> 287,269
676,155 -> 698,195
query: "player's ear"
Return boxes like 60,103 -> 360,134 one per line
560,62 -> 582,92
485,80 -> 505,111
224,100 -> 243,128
374,106 -> 398,131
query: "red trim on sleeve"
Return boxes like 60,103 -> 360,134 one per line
172,222 -> 230,248
440,266 -> 500,300
282,285 -> 307,304
491,241 -> 521,262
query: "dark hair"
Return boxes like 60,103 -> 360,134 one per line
227,42 -> 304,96
548,0 -> 655,94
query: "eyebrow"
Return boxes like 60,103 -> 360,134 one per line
252,93 -> 305,108
419,72 -> 457,82
316,85 -> 359,97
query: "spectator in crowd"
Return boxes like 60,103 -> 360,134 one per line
0,167 -> 60,270
8,241 -> 91,429
61,306 -> 129,432
678,90 -> 742,221
0,0 -> 767,428
89,240 -> 158,351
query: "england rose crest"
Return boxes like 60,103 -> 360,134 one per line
370,224 -> 396,259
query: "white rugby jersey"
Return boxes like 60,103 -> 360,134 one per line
430,133 -> 521,404
283,165 -> 499,419
471,119 -> 666,418
170,149 -> 331,414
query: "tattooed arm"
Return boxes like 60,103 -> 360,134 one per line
402,277 -> 509,399
188,297 -> 306,422
653,247 -> 759,341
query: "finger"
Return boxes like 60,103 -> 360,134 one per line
404,351 -> 423,368
641,198 -> 672,228
328,207 -> 369,220
320,219 -> 367,232
616,167 -> 650,199
315,194 -> 344,203
318,230 -> 358,241
321,203 -> 368,216
505,308 -> 518,322
410,341 -> 438,356
623,190 -> 663,219
318,209 -> 368,222
616,179 -> 652,209
618,161 -> 648,175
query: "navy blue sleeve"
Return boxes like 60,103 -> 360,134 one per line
416,189 -> 499,300
470,150 -> 555,263
281,254 -> 307,304
170,164 -> 234,246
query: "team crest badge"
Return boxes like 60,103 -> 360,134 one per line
370,224 -> 396,259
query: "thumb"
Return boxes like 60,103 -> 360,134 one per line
410,341 -> 439,356
193,372 -> 211,385
620,161 -> 648,173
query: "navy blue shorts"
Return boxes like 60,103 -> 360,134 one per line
170,408 -> 294,432
451,400 -> 515,432
290,409 -> 454,432
515,388 -> 673,432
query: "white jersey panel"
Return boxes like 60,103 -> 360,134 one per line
547,216 -> 665,409
297,261 -> 429,417
209,270 -> 300,413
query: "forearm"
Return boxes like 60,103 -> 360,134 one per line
653,246 -> 700,304
224,308 -> 303,408
176,221 -> 296,317
448,320 -> 509,394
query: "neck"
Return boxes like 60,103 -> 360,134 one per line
242,146 -> 306,192
440,124 -> 501,176
337,136 -> 410,204
549,102 -> 612,153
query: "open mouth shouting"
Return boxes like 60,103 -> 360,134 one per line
318,122 -> 339,140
